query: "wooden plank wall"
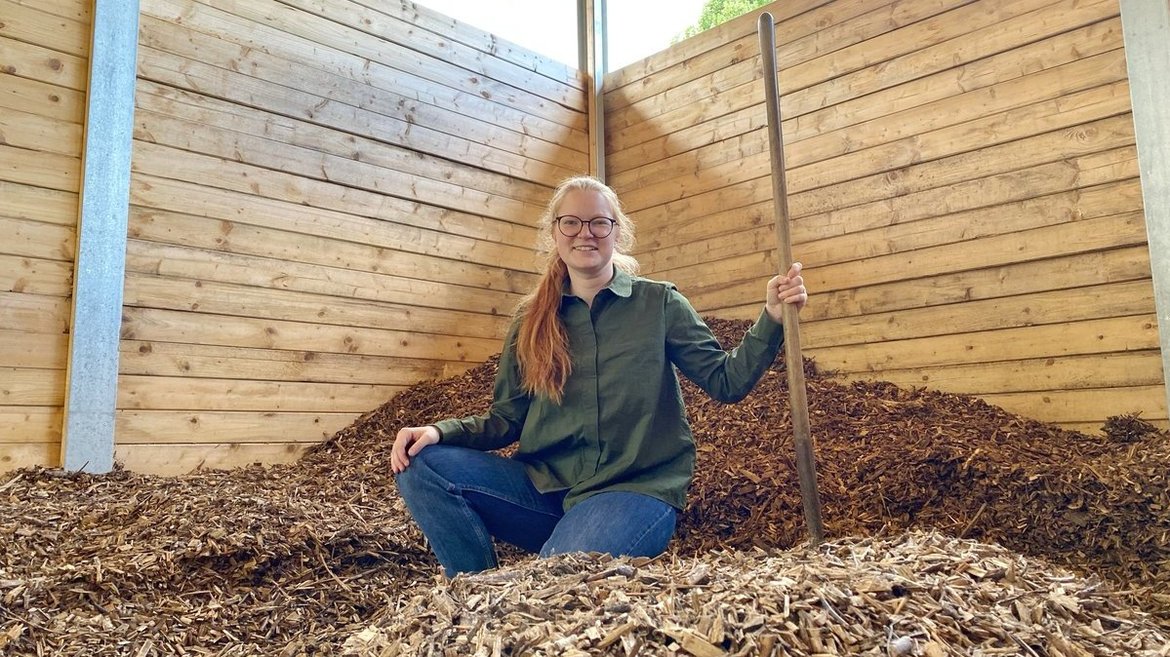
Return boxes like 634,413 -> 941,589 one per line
606,0 -> 1166,435
0,0 -> 90,470
116,0 -> 586,473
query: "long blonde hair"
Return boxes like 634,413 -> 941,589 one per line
514,176 -> 639,403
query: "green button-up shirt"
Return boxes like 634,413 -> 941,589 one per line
433,269 -> 784,511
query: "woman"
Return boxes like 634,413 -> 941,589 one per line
392,176 -> 807,577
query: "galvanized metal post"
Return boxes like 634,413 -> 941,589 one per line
62,0 -> 141,473
1119,0 -> 1170,422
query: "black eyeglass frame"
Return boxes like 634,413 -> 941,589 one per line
555,215 -> 617,238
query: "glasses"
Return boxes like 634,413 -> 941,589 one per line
556,215 -> 616,238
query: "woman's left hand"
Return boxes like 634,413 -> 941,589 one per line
766,262 -> 807,323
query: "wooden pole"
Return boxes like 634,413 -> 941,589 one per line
758,11 -> 825,546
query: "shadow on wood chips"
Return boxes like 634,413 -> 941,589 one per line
1,318 -> 1167,655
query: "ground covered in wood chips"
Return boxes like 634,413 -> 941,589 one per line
2,318 -> 1168,655
344,533 -> 1169,657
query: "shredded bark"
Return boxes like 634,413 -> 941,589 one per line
2,318 -> 1168,655
345,533 -> 1170,657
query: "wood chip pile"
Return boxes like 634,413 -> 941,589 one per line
344,532 -> 1170,657
2,318 -> 1168,655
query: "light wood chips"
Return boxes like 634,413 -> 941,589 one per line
345,532 -> 1170,657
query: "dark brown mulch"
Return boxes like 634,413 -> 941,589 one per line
1,318 -> 1167,655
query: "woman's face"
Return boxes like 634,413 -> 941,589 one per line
553,189 -> 618,279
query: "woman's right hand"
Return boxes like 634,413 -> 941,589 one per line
391,425 -> 440,474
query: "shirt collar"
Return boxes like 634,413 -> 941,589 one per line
608,268 -> 633,297
560,267 -> 633,299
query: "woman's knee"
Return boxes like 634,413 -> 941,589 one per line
394,444 -> 525,502
393,444 -> 450,499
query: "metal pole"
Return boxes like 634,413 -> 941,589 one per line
1119,0 -> 1170,421
62,0 -> 141,473
758,12 -> 825,546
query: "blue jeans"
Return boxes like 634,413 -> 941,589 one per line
394,444 -> 677,577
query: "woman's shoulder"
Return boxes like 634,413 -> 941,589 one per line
628,274 -> 679,292
626,275 -> 689,304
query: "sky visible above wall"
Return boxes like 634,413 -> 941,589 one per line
418,0 -> 709,71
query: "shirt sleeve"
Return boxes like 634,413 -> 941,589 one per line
432,321 -> 531,450
663,285 -> 784,403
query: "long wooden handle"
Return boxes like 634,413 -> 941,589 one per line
758,11 -> 825,546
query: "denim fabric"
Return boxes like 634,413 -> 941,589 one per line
395,444 -> 677,577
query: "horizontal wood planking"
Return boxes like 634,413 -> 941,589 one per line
202,0 -> 580,105
134,45 -> 581,188
0,330 -> 68,369
0,0 -> 89,58
607,0 -> 1112,154
804,314 -> 1160,372
712,246 -> 1152,332
0,107 -> 84,154
608,0 -> 987,132
121,272 -> 511,341
8,0 -> 90,22
115,410 -> 358,445
135,82 -> 555,210
0,0 -> 86,473
607,0 -> 1162,433
801,279 -> 1154,350
0,33 -> 88,91
804,245 -> 1151,324
869,351 -> 1165,395
1059,419 -> 1168,435
631,143 -> 1137,265
25,0 -> 584,472
124,239 -> 525,318
812,317 -> 1167,428
0,366 -> 66,405
0,443 -> 59,470
0,407 -> 61,443
135,6 -> 586,180
0,182 -> 78,225
0,144 -> 80,192
113,443 -> 313,475
603,0 -> 836,102
120,307 -> 502,363
0,255 -> 72,300
116,375 -> 400,412
131,98 -> 554,224
837,350 -> 1165,427
139,0 -> 584,138
0,216 -> 76,262
654,151 -> 1142,303
686,206 -> 1149,313
640,177 -> 1143,288
126,207 -> 538,297
193,0 -> 582,106
118,340 -> 472,385
610,17 -> 1124,178
630,106 -> 1137,250
980,386 -> 1166,425
0,73 -> 85,123
348,0 -> 581,88
128,167 -> 540,275
624,102 -> 1134,267
614,51 -> 1130,208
